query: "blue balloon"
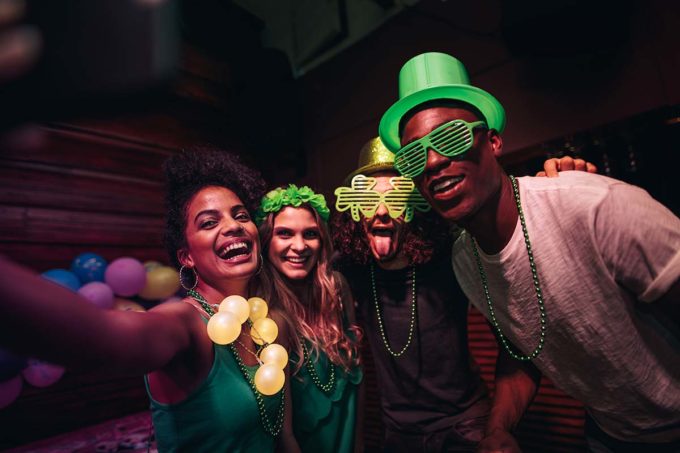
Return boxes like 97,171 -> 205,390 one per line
71,252 -> 108,283
42,269 -> 81,291
0,349 -> 27,381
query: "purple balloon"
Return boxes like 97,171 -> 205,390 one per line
0,375 -> 23,409
22,359 -> 65,388
78,282 -> 115,309
104,257 -> 147,297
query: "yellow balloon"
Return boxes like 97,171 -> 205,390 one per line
143,260 -> 163,272
247,297 -> 268,321
254,363 -> 285,395
219,295 -> 249,324
259,344 -> 288,369
138,266 -> 181,300
207,311 -> 241,345
251,318 -> 278,345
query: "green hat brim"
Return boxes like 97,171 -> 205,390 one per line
379,85 -> 506,152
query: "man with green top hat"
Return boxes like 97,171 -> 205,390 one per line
331,137 -> 583,451
379,52 -> 680,451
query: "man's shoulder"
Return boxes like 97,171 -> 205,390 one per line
518,172 -> 648,214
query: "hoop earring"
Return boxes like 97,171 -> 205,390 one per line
179,265 -> 198,290
255,253 -> 263,276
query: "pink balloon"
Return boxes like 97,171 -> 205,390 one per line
104,257 -> 147,297
0,375 -> 23,409
22,359 -> 65,387
78,281 -> 115,309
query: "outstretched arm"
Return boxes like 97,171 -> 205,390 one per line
478,345 -> 541,453
0,255 -> 194,375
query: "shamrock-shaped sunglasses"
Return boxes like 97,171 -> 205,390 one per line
394,119 -> 486,178
335,175 -> 430,222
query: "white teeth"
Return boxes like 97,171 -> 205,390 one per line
433,176 -> 463,192
286,257 -> 306,263
218,242 -> 248,258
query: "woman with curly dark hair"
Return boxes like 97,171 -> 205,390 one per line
0,147 -> 300,452
255,184 -> 363,453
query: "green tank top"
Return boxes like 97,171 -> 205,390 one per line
291,340 -> 363,453
145,343 -> 282,452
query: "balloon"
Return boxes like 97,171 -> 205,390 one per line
254,363 -> 285,395
251,318 -> 278,346
113,298 -> 146,312
259,344 -> 288,369
248,297 -> 268,321
104,257 -> 146,297
42,269 -> 81,291
71,252 -> 108,283
207,312 -> 241,345
0,349 -> 27,381
219,295 -> 249,324
143,260 -> 163,272
78,281 -> 115,309
0,375 -> 23,409
138,266 -> 181,300
22,359 -> 65,387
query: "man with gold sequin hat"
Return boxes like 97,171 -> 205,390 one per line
332,136 -> 492,451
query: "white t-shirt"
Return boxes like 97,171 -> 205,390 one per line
452,172 -> 680,442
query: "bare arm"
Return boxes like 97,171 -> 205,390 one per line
478,344 -> 541,453
0,256 -> 194,375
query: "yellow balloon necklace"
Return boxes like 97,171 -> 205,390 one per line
188,289 -> 288,436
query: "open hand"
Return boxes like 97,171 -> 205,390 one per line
477,429 -> 522,453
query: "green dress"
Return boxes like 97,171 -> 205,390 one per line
291,340 -> 363,453
145,343 -> 283,452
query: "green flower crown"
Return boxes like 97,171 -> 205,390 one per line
255,184 -> 330,224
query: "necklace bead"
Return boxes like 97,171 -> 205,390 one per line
300,337 -> 336,394
188,289 -> 286,436
470,175 -> 547,361
370,264 -> 417,357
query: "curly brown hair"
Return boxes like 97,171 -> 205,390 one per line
163,146 -> 267,268
330,208 -> 455,267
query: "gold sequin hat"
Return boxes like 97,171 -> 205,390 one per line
343,137 -> 397,184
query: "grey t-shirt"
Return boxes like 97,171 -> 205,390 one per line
453,172 -> 680,442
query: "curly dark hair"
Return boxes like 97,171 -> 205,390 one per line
330,209 -> 455,267
163,146 -> 267,268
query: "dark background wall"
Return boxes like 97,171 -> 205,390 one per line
0,0 -> 678,450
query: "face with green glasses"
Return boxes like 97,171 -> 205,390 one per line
400,106 -> 504,224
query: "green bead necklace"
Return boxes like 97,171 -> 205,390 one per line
300,337 -> 336,393
370,264 -> 417,357
188,289 -> 286,436
469,175 -> 547,361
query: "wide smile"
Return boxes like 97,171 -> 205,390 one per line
428,175 -> 464,198
216,240 -> 253,262
282,255 -> 311,267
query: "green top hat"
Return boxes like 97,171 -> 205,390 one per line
379,52 -> 506,152
343,137 -> 397,184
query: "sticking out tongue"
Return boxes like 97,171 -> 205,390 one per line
374,235 -> 393,258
